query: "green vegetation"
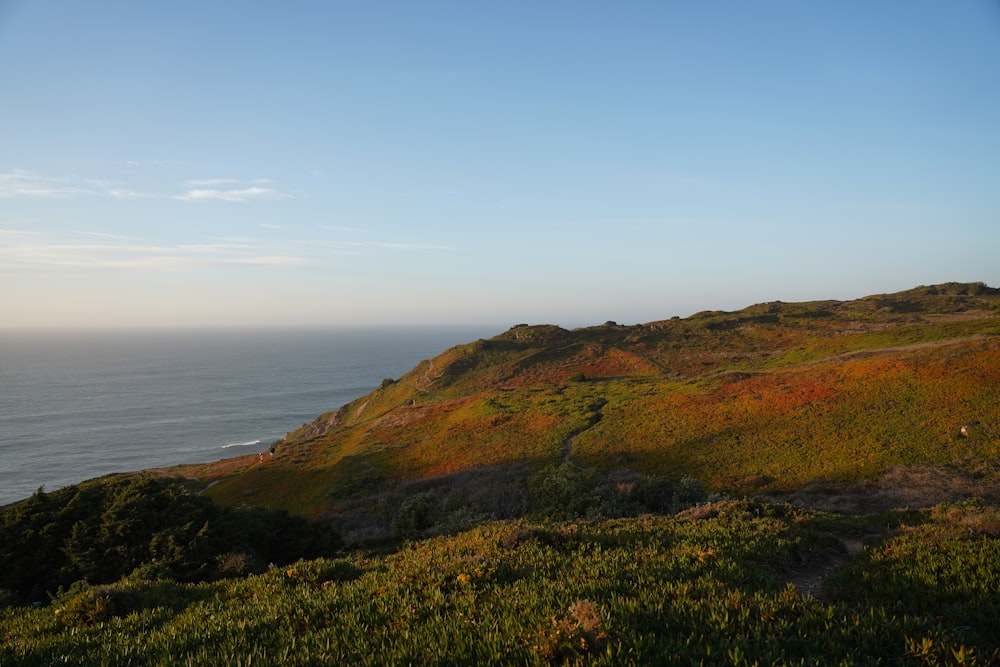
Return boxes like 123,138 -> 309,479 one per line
3,500 -> 999,665
170,282 -> 998,524
0,475 -> 341,605
3,282 -> 1000,663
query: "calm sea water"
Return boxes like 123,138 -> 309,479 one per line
0,326 -> 498,506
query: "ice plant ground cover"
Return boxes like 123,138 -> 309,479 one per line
177,283 -> 999,539
2,499 -> 998,665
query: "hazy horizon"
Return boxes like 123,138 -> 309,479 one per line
0,280 -> 992,333
2,2 -> 998,328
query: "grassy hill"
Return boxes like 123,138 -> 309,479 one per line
4,281 -> 1000,664
168,282 -> 999,541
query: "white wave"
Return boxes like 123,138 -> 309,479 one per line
221,439 -> 261,449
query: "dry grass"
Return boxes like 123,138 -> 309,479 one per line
767,464 -> 1000,514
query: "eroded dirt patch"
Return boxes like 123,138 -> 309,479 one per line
783,536 -> 870,601
766,465 -> 1000,514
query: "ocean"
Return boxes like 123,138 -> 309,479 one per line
0,326 -> 498,506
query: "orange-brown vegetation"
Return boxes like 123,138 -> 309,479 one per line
159,282 -> 999,523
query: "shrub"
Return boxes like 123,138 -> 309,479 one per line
531,599 -> 609,663
674,474 -> 709,508
0,475 -> 341,603
627,474 -> 675,513
527,465 -> 596,519
391,492 -> 439,538
52,582 -> 134,628
215,552 -> 262,578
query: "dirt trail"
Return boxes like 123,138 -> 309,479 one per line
561,411 -> 604,470
803,334 -> 992,367
414,358 -> 436,393
783,536 -> 871,601
561,431 -> 588,470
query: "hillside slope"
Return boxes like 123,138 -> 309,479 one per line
168,282 -> 1000,532
6,500 -> 1000,664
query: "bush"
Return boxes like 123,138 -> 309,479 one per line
53,582 -> 134,628
527,466 -> 693,520
627,475 -> 675,513
0,475 -> 341,603
527,465 -> 596,519
674,474 -> 709,508
390,492 -> 439,538
215,552 -> 262,578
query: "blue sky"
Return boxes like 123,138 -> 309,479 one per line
2,2 -> 998,328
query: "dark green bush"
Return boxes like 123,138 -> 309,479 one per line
527,466 -> 694,520
627,474 -> 675,513
527,465 -> 597,519
0,475 -> 341,604
390,491 -> 439,537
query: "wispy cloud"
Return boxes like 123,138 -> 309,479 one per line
0,170 -> 92,198
0,216 -> 450,276
0,231 -> 308,272
219,255 -> 308,266
173,178 -> 293,202
315,226 -> 454,251
124,159 -> 188,167
0,227 -> 43,239
182,178 -> 242,187
0,170 -> 155,199
173,187 -> 289,202
320,224 -> 366,233
0,169 -> 290,202
107,188 -> 155,200
182,177 -> 274,186
351,240 -> 454,251
72,230 -> 129,240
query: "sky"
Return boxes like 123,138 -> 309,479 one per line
1,1 -> 998,329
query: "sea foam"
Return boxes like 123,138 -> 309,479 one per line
222,439 -> 262,449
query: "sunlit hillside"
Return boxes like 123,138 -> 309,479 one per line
160,282 -> 1000,541
5,282 -> 1000,665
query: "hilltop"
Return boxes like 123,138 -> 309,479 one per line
165,281 -> 1000,542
